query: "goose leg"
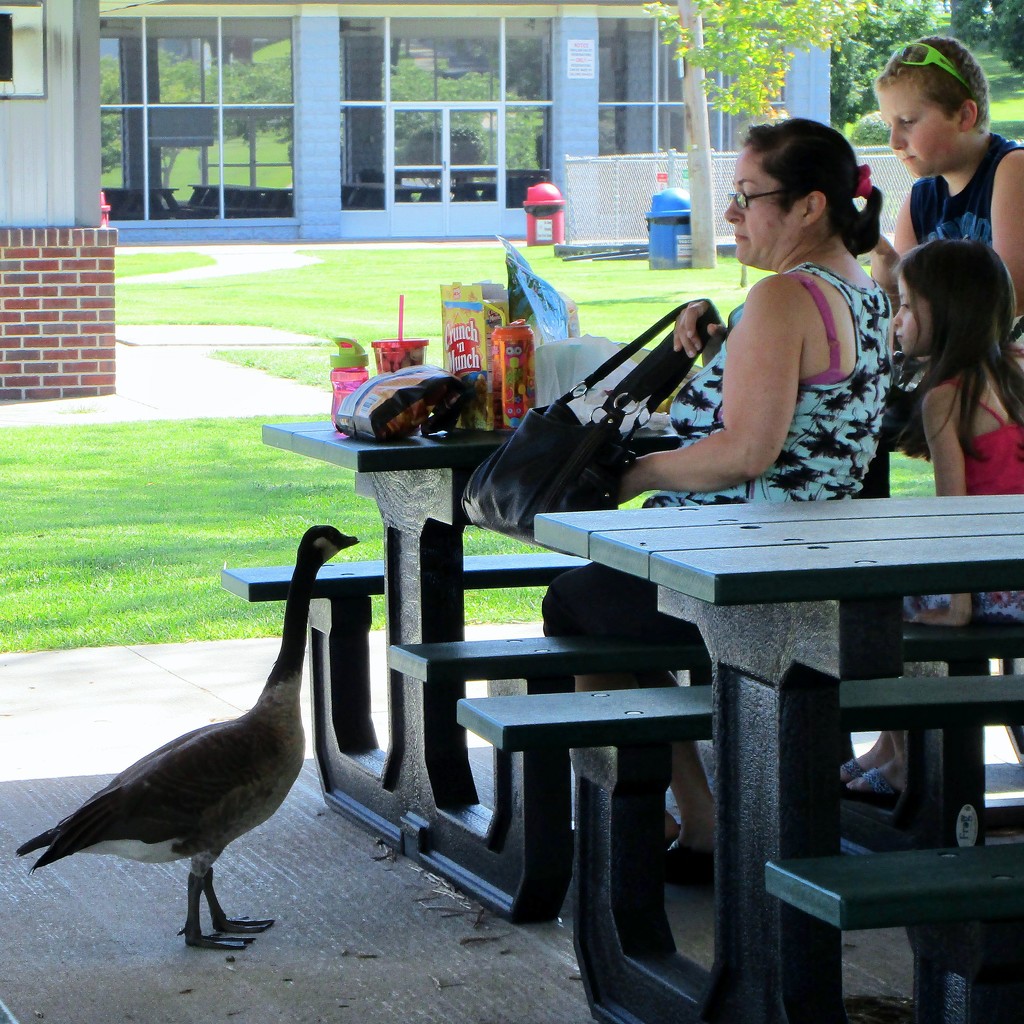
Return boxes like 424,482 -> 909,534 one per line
180,869 -> 260,949
203,867 -> 274,935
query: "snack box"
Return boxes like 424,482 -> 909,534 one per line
440,283 -> 509,430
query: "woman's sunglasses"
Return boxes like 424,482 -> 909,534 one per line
894,42 -> 974,98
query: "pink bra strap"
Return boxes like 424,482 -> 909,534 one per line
978,397 -> 1008,426
794,274 -> 846,385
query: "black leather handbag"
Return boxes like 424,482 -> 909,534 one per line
461,301 -> 721,542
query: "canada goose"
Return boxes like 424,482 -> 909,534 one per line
17,524 -> 357,950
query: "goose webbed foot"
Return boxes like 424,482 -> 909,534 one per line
182,865 -> 274,950
179,922 -> 259,950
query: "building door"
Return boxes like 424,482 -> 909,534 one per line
391,106 -> 500,238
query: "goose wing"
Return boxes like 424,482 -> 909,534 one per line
21,714 -> 301,869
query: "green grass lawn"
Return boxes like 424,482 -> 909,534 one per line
1,415 -> 568,653
0,246 -> 936,654
115,252 -> 217,280
3,408 -> 934,653
117,246 -> 768,361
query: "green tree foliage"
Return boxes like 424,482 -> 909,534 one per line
646,0 -> 870,116
991,0 -> 1024,72
830,0 -> 939,128
951,0 -> 995,47
953,0 -> 1024,73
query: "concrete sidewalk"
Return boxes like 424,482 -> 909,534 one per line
0,328 -> 330,427
0,632 -> 917,1024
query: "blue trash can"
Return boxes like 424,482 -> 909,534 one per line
645,188 -> 692,270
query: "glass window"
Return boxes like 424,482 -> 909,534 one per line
658,41 -> 683,103
394,109 -> 442,166
100,17 -> 294,221
147,107 -> 217,214
658,106 -> 686,151
390,19 -> 499,102
147,19 -> 218,105
505,106 -> 550,209
505,19 -> 551,101
599,105 -> 654,155
451,109 -> 496,166
99,20 -> 143,104
599,20 -> 652,103
341,18 -> 384,101
341,107 -> 385,210
221,19 -> 292,104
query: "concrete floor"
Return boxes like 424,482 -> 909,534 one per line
0,632 -> 946,1024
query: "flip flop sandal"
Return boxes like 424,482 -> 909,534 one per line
664,838 -> 714,886
842,767 -> 900,810
839,757 -> 866,783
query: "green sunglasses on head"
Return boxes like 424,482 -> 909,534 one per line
894,42 -> 974,98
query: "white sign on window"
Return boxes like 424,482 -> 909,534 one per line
567,39 -> 595,80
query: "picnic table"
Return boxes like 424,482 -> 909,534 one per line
530,495 -> 1024,1024
262,420 -> 684,919
263,421 -> 566,915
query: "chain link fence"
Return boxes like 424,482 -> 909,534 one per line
563,145 -> 912,246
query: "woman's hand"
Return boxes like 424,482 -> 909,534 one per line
674,301 -> 726,358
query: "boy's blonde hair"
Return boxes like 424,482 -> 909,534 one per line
875,36 -> 989,133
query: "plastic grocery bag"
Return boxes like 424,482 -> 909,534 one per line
500,237 -> 580,345
536,335 -> 651,429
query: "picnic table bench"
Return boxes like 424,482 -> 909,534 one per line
766,844 -> 1024,1023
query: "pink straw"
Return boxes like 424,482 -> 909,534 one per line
398,294 -> 405,342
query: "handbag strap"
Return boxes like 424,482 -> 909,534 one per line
563,298 -> 722,402
611,300 -> 723,412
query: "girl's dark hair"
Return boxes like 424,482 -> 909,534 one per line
896,239 -> 1024,459
744,117 -> 883,256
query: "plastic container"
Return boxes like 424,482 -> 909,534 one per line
371,338 -> 428,375
330,338 -> 370,429
645,188 -> 692,270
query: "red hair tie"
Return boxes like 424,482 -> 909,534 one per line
854,163 -> 873,200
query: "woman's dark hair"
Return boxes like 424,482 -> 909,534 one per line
744,117 -> 883,256
896,239 -> 1024,459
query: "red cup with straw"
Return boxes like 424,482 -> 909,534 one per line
372,294 -> 429,374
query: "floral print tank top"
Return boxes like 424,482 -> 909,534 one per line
647,263 -> 892,507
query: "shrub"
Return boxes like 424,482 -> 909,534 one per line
850,112 -> 890,146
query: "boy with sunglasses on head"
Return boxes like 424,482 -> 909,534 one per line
871,36 -> 1024,329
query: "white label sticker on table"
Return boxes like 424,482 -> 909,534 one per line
956,803 -> 979,846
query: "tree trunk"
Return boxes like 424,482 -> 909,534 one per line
678,0 -> 717,269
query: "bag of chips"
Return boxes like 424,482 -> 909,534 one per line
334,365 -> 473,441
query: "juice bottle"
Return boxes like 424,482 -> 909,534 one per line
330,338 -> 369,429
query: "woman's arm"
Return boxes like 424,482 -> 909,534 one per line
991,150 -> 1024,317
911,383 -> 973,626
620,276 -> 805,501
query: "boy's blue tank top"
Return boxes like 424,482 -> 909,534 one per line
910,133 -> 1021,244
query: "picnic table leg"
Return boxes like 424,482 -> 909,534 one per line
365,470 -> 573,920
910,920 -> 1024,1024
307,594 -> 405,843
572,743 -> 708,1024
700,661 -> 847,1024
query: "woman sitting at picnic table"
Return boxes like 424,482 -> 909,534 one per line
542,117 -> 893,884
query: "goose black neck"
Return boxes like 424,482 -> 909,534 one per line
271,548 -> 325,683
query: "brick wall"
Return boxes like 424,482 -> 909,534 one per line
0,227 -> 118,401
